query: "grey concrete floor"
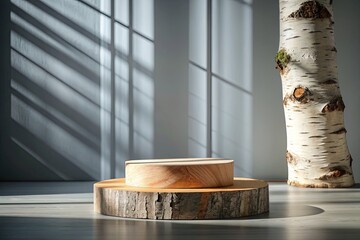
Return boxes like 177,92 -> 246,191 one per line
0,181 -> 359,240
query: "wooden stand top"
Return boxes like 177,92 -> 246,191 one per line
94,177 -> 267,193
125,158 -> 233,166
125,158 -> 234,188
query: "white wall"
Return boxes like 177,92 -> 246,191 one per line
1,0 -> 102,180
252,0 -> 287,179
334,0 -> 360,183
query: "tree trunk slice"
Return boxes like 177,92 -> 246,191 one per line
125,158 -> 234,188
94,178 -> 269,220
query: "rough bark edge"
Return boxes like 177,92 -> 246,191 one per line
288,1 -> 332,19
288,178 -> 354,188
94,183 -> 269,220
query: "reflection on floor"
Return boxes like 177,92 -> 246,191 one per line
0,182 -> 359,240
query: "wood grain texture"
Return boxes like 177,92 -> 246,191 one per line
94,178 -> 269,220
125,158 -> 234,188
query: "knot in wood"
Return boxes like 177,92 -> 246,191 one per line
293,86 -> 311,103
288,1 -> 332,19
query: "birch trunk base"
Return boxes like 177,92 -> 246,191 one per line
94,178 -> 269,220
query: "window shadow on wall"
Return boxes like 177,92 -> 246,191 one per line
188,0 -> 253,177
9,0 -> 103,180
7,0 -> 155,180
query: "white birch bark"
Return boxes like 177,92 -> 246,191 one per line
277,0 -> 354,187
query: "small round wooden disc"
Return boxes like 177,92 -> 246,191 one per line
94,178 -> 269,220
125,158 -> 234,188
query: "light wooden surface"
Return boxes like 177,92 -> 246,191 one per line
1,182 -> 360,240
125,158 -> 234,188
94,177 -> 269,219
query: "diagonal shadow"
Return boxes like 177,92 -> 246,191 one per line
10,3 -> 100,65
11,47 -> 100,108
11,120 -> 94,180
0,181 -> 94,196
11,87 -> 99,150
11,68 -> 100,137
11,21 -> 99,85
26,0 -> 108,48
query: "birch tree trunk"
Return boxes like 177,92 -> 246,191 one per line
276,0 -> 354,187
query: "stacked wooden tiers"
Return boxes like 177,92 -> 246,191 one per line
94,158 -> 269,220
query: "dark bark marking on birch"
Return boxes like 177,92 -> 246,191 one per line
286,36 -> 300,40
286,151 -> 297,165
283,94 -> 290,106
320,79 -> 337,84
319,167 -> 350,180
350,155 -> 353,167
331,128 -> 347,134
288,1 -> 332,19
322,97 -> 345,112
309,135 -> 322,138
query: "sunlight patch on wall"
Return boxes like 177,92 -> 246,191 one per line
211,0 -> 253,177
188,0 -> 207,157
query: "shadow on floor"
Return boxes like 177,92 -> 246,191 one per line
0,181 -> 94,196
244,202 -> 324,219
1,216 -> 360,240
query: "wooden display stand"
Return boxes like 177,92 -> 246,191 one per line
94,158 -> 269,220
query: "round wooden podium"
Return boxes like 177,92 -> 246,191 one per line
94,158 -> 269,220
